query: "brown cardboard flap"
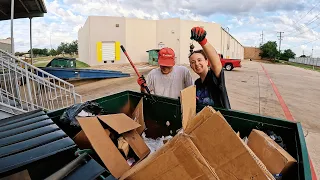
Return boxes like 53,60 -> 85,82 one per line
77,117 -> 130,178
132,98 -> 145,135
187,106 -> 274,180
123,130 -> 150,159
180,85 -> 196,130
248,129 -> 297,175
74,129 -> 110,149
120,134 -> 219,180
184,105 -> 213,134
98,113 -> 141,134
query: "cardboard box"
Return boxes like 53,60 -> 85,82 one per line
77,113 -> 150,178
185,107 -> 274,180
120,134 -> 220,180
248,129 -> 297,174
180,85 -> 196,129
121,86 -> 274,180
73,129 -> 110,149
132,98 -> 145,135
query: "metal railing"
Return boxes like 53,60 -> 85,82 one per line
0,49 -> 82,114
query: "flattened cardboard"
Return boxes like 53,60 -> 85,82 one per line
123,130 -> 150,159
120,134 -> 219,180
187,107 -> 274,180
74,129 -> 110,149
98,113 -> 141,134
132,98 -> 145,135
77,117 -> 130,178
248,129 -> 297,174
180,85 -> 196,130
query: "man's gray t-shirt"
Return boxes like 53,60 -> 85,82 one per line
146,65 -> 193,99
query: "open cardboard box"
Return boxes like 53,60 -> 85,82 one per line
76,113 -> 150,178
248,129 -> 297,175
121,86 -> 275,180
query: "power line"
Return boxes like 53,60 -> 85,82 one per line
287,21 -> 320,37
294,1 -> 320,25
290,37 -> 320,49
285,4 -> 320,35
286,15 -> 320,37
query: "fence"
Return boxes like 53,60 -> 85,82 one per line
289,57 -> 320,66
0,49 -> 82,114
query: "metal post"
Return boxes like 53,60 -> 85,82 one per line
10,0 -> 14,54
25,66 -> 34,110
30,17 -> 33,65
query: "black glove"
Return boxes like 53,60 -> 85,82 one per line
190,27 -> 207,46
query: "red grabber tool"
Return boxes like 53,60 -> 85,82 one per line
120,45 -> 152,95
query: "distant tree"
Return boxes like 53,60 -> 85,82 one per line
69,40 -> 78,55
15,52 -> 25,56
300,55 -> 306,58
280,49 -> 296,61
49,49 -> 57,56
42,48 -> 49,56
57,42 -> 68,54
259,41 -> 279,60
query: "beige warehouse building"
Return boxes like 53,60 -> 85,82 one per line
78,16 -> 244,66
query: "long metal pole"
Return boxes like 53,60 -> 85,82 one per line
30,17 -> 33,65
11,0 -> 14,54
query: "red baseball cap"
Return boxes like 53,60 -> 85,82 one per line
158,47 -> 175,66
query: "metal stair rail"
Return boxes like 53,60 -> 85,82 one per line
0,49 -> 82,114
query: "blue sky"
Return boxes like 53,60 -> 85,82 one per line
1,0 -> 320,57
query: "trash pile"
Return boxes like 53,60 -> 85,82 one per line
63,86 -> 297,180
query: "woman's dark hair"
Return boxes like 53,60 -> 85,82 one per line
189,49 -> 208,60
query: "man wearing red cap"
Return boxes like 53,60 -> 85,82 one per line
137,47 -> 193,99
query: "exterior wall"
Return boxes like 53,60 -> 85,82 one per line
78,18 -> 90,65
125,18 -> 157,63
179,20 -> 222,64
0,38 -> 11,52
78,16 -> 244,66
0,42 -> 11,52
88,16 -> 126,65
244,47 -> 261,60
221,29 -> 243,60
156,19 -> 180,63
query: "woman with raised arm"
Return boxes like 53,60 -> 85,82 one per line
189,26 -> 231,109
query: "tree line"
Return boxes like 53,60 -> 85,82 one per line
15,40 -> 78,57
259,41 -> 296,61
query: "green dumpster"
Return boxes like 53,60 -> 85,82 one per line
47,91 -> 312,180
46,57 -> 76,68
146,49 -> 160,66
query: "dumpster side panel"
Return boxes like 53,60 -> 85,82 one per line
297,123 -> 312,180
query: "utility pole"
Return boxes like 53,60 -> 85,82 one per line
311,46 -> 314,58
277,32 -> 284,58
260,31 -> 264,45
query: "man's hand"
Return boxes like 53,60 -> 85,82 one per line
190,27 -> 207,46
137,76 -> 147,88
